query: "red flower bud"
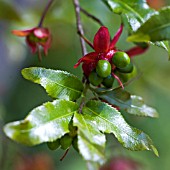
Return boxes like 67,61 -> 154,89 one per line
12,27 -> 52,61
74,25 -> 148,87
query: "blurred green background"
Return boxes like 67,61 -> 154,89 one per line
0,0 -> 170,169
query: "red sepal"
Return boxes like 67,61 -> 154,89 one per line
93,26 -> 110,53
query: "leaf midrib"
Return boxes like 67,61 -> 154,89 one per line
101,94 -> 156,115
109,0 -> 144,22
86,106 -> 147,145
147,22 -> 170,34
17,112 -> 74,133
79,131 -> 105,159
77,114 -> 105,159
39,77 -> 81,93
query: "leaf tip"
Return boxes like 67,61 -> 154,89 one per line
21,68 -> 28,77
150,145 -> 159,157
127,33 -> 150,43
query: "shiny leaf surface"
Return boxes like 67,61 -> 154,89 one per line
82,100 -> 158,156
127,7 -> 170,42
4,100 -> 78,146
22,67 -> 83,101
103,0 -> 170,55
73,112 -> 106,166
98,88 -> 158,118
102,0 -> 156,32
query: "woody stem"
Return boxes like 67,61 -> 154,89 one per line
77,31 -> 94,49
73,0 -> 87,56
80,7 -> 104,26
38,0 -> 54,27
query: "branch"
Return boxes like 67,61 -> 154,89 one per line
38,0 -> 54,27
80,7 -> 104,26
73,0 -> 87,56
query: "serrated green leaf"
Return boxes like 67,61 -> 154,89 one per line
22,67 -> 84,101
82,100 -> 158,156
98,88 -> 158,118
102,0 -> 170,56
4,100 -> 78,146
102,0 -> 156,32
73,112 -> 106,165
126,95 -> 159,117
127,7 -> 170,57
126,7 -> 170,57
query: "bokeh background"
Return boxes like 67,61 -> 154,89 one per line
0,0 -> 170,169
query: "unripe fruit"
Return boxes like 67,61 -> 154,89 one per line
72,136 -> 79,152
112,52 -> 130,68
96,60 -> 111,78
69,123 -> 77,137
102,74 -> 114,88
116,65 -> 137,83
60,134 -> 73,150
89,71 -> 103,86
117,62 -> 134,73
47,139 -> 60,150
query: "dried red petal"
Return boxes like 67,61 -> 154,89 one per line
126,45 -> 149,58
93,26 -> 110,53
12,29 -> 34,37
26,37 -> 37,54
41,35 -> 52,56
33,28 -> 50,38
74,52 -> 98,68
110,24 -> 123,50
82,62 -> 97,76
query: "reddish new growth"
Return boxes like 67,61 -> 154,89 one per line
12,27 -> 52,61
74,25 -> 148,88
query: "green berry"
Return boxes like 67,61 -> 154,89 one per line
116,65 -> 137,83
117,62 -> 134,73
89,71 -> 103,86
60,134 -> 73,150
96,60 -> 111,78
72,136 -> 79,152
102,74 -> 114,88
112,52 -> 130,68
69,122 -> 77,137
47,139 -> 60,150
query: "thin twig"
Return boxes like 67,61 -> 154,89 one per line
77,31 -> 94,49
80,7 -> 104,26
78,80 -> 89,113
60,148 -> 70,161
38,0 -> 54,27
73,0 -> 87,56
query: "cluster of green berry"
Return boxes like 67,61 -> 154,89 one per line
47,123 -> 78,152
88,51 -> 136,88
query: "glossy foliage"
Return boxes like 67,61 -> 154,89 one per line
103,0 -> 170,56
73,112 -> 106,166
82,100 -> 158,156
98,88 -> 159,118
127,8 -> 170,42
2,59 -> 160,170
4,99 -> 78,146
22,67 -> 83,101
102,0 -> 156,32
